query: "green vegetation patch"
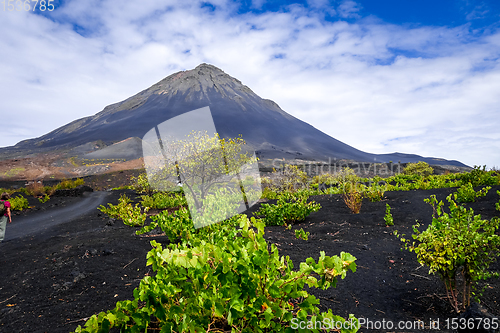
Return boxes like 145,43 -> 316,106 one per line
2,167 -> 25,178
10,195 -> 30,211
396,194 -> 500,313
74,217 -> 358,333
254,190 -> 321,226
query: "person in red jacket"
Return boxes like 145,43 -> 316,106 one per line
0,193 -> 12,243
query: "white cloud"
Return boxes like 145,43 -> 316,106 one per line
466,3 -> 490,21
0,0 -> 499,168
250,0 -> 266,10
337,0 -> 362,18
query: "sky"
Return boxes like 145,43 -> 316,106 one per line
1,0 -> 499,168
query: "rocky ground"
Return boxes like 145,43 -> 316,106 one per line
0,174 -> 499,333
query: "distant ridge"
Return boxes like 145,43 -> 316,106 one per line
2,63 -> 468,167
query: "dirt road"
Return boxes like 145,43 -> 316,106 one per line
4,191 -> 111,241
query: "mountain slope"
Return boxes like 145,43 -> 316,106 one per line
9,64 -> 466,167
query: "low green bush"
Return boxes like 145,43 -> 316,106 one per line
265,165 -> 309,193
254,190 -> 321,226
384,204 -> 393,226
140,192 -> 187,210
130,173 -> 154,194
396,194 -> 500,313
55,178 -> 84,190
333,168 -> 359,191
74,217 -> 358,333
38,194 -> 50,203
341,181 -> 363,214
403,161 -> 434,177
496,190 -> 500,212
261,187 -> 279,199
98,194 -> 148,227
454,183 -> 490,203
311,173 -> 338,186
18,178 -> 84,198
294,228 -> 310,240
363,182 -> 385,202
459,165 -> 499,187
319,185 -> 342,195
138,206 -> 193,240
9,195 -> 30,211
426,175 -> 456,189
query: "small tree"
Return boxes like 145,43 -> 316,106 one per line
144,131 -> 260,228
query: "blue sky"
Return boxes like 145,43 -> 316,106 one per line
1,0 -> 499,168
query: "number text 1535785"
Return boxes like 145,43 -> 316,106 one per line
1,0 -> 55,12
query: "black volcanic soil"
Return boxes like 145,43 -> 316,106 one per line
0,181 -> 499,333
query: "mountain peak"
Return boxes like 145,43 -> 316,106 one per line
193,63 -> 224,73
141,63 -> 250,101
5,63 -> 468,168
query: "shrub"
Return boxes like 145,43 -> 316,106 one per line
260,176 -> 272,185
265,164 -> 308,193
254,190 -> 321,226
311,173 -> 338,186
333,167 -> 359,189
460,165 -> 499,187
261,187 -> 279,200
74,217 -> 358,333
295,228 -> 310,240
38,194 -> 50,203
140,186 -> 247,234
403,161 -> 434,177
340,179 -> 363,214
9,195 -> 30,211
454,183 -> 490,203
25,181 -> 45,196
98,194 -> 148,227
321,185 -> 342,195
131,173 -> 154,194
363,182 -> 385,202
396,194 -> 500,313
0,188 -> 15,195
384,204 -> 393,226
384,174 -> 415,191
22,178 -> 83,197
497,190 -> 500,212
55,178 -> 84,190
342,190 -> 363,214
138,206 -> 193,240
426,175 -> 451,189
140,192 -> 187,210
414,176 -> 431,190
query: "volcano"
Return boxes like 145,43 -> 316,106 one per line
5,64 -> 466,167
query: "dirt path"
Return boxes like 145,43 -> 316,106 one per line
4,191 -> 111,241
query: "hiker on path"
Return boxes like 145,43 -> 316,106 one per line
0,193 -> 12,243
